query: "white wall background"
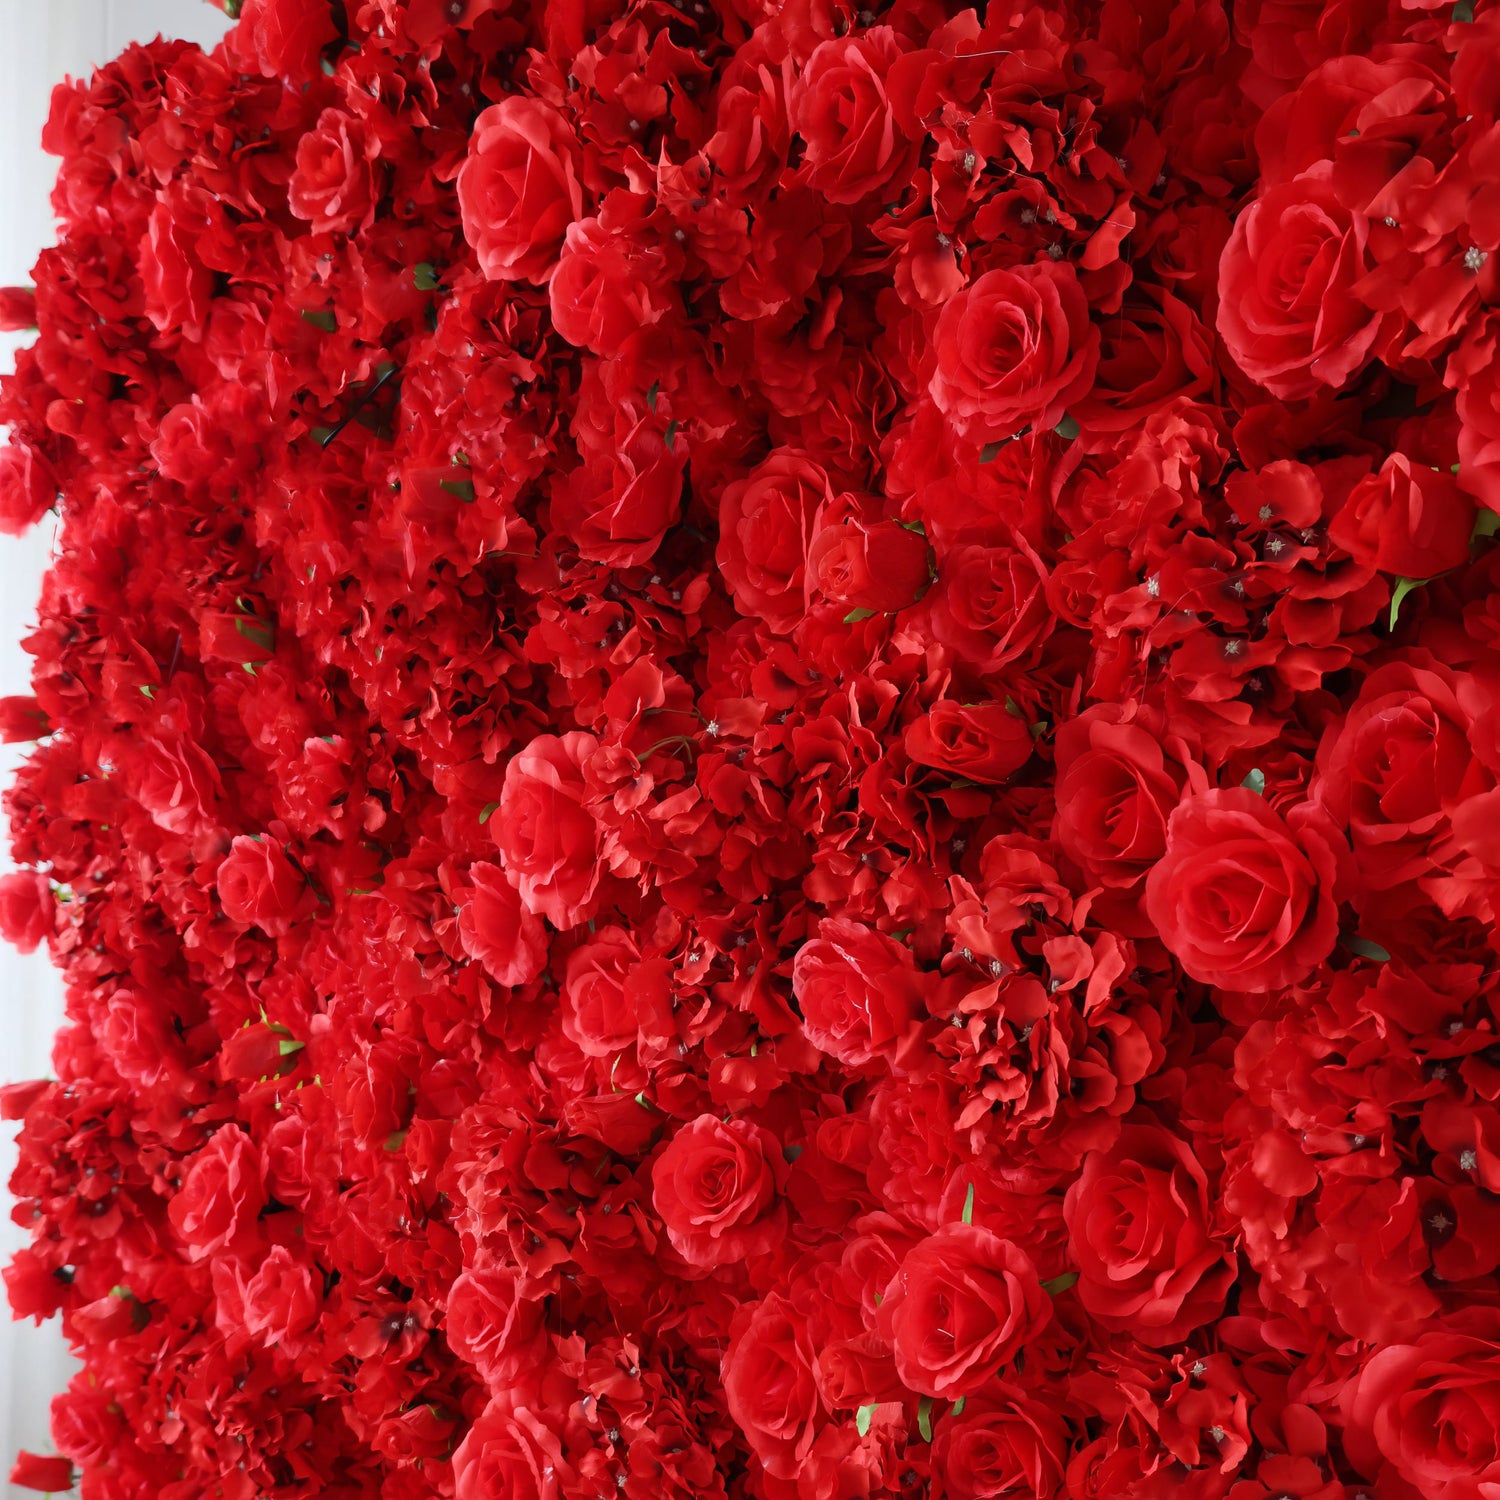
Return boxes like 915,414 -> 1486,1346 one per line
0,2 -> 231,1487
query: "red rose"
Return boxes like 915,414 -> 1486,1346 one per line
458,98 -> 584,284
1144,788 -> 1341,992
458,862 -> 548,987
241,1245 -> 322,1352
1053,706 -> 1188,890
216,835 -> 304,935
8,1453 -> 74,1493
652,1114 -> 788,1267
929,263 -> 1099,444
1343,1315 -> 1500,1500
446,1265 -> 549,1389
560,926 -> 640,1057
930,1393 -> 1069,1500
241,0 -> 338,81
723,1293 -> 822,1479
928,535 -> 1052,673
806,516 -> 932,614
134,733 -> 221,834
716,449 -> 833,633
791,29 -> 916,206
1216,164 -> 1382,399
0,871 -> 52,954
0,444 -> 54,536
792,917 -> 929,1067
168,1124 -> 266,1262
288,109 -> 376,237
452,1401 -> 571,1500
904,702 -> 1034,785
549,211 -> 675,356
1310,660 -> 1492,892
876,1225 -> 1051,1398
493,732 -> 602,929
1064,1124 -> 1235,1346
1327,452 -> 1477,579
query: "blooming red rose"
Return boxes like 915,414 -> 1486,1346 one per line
458,98 -> 584,284
560,926 -> 640,1057
929,263 -> 1099,444
0,872 -> 52,954
928,534 -> 1052,673
716,449 -> 833,633
1064,1124 -> 1235,1345
140,186 -> 213,340
876,1225 -> 1051,1398
930,1393 -> 1069,1500
1144,788 -> 1342,992
652,1114 -> 789,1267
493,732 -> 602,929
133,733 -> 221,834
445,1265 -> 549,1389
241,1245 -> 322,1352
792,917 -> 929,1067
1217,164 -> 1383,399
288,109 -> 376,237
216,835 -> 304,935
806,516 -> 932,614
458,861 -> 548,987
722,1293 -> 822,1479
1310,660 -> 1492,893
452,1401 -> 571,1500
791,29 -> 916,206
549,211 -> 675,356
1446,312 -> 1500,512
1343,1315 -> 1500,1500
8,1453 -> 74,1493
1053,706 -> 1188,890
904,702 -> 1034,785
241,0 -> 338,81
168,1124 -> 266,1262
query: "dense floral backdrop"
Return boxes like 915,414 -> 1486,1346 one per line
0,0 -> 1498,1495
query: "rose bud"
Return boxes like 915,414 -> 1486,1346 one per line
0,287 -> 37,332
807,518 -> 932,614
9,1452 -> 74,1492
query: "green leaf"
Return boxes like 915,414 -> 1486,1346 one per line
646,380 -> 660,411
1054,414 -> 1080,441
223,0 -> 242,15
917,1396 -> 934,1443
139,684 -> 155,699
1454,0 -> 1475,20
843,607 -> 877,624
1041,1271 -> 1079,1296
1473,508 -> 1500,542
898,519 -> 927,535
664,418 -> 680,451
633,1092 -> 657,1111
235,618 -> 275,651
440,478 -> 476,503
277,1038 -> 306,1057
110,1285 -> 133,1300
1241,768 -> 1265,796
979,441 -> 1004,464
855,1403 -> 877,1437
1348,937 -> 1391,962
385,1130 -> 407,1151
1389,575 -> 1427,630
300,309 -> 337,332
310,426 -> 336,446
478,801 -> 499,824
961,1182 -> 975,1225
950,1397 -> 966,1418
1003,696 -> 1025,718
413,263 -> 441,291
